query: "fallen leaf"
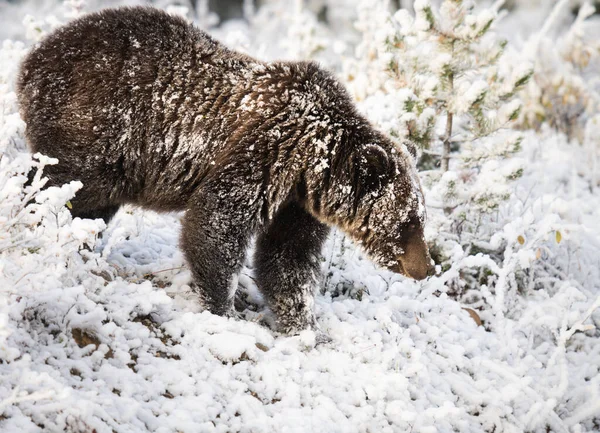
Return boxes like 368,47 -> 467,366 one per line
463,308 -> 482,326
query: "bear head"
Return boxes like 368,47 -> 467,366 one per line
305,124 -> 432,281
291,62 -> 432,280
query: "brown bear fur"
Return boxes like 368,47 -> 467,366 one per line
17,6 -> 432,335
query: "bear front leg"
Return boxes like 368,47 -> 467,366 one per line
254,201 -> 330,335
181,176 -> 259,317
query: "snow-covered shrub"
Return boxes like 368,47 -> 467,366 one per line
519,0 -> 600,142
0,36 -> 100,428
0,33 -> 181,430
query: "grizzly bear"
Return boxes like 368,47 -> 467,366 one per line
17,7 -> 432,335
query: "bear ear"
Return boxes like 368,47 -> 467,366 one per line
355,144 -> 393,195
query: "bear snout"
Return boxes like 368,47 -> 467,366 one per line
396,233 -> 432,281
397,256 -> 430,280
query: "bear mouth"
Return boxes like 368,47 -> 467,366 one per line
389,258 -> 413,279
394,259 -> 408,277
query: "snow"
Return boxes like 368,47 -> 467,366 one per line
1,1 -> 600,433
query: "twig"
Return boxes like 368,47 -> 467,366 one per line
146,266 -> 186,276
562,295 -> 600,341
441,68 -> 454,172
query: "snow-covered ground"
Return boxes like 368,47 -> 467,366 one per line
1,1 -> 599,432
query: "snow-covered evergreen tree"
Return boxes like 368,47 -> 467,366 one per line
388,0 -> 531,173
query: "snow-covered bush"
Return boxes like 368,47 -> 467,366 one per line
519,0 -> 600,142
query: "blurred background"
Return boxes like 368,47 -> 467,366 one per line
1,0 -> 599,43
